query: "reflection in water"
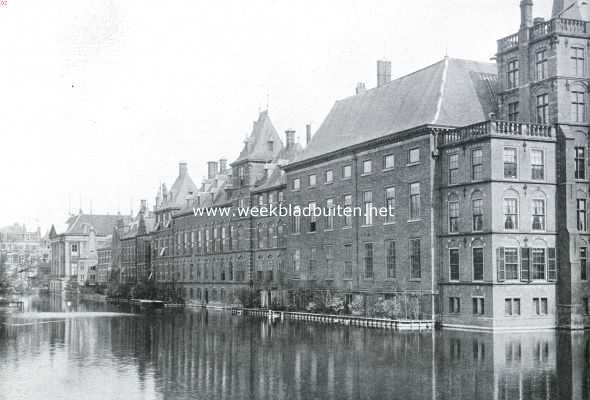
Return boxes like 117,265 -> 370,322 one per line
0,295 -> 588,400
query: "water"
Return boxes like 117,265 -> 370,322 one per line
0,295 -> 588,400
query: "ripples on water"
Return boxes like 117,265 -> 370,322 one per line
0,295 -> 588,400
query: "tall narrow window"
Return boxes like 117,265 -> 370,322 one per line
409,148 -> 420,164
385,187 -> 395,223
326,245 -> 334,278
325,198 -> 335,230
578,199 -> 587,231
472,198 -> 483,231
532,199 -> 546,231
363,191 -> 373,226
508,101 -> 519,122
572,91 -> 585,122
309,202 -> 317,232
325,169 -> 334,184
448,200 -> 459,233
581,247 -> 588,281
409,183 -> 421,220
537,94 -> 549,124
292,206 -> 301,234
504,198 -> 519,230
536,50 -> 547,80
472,149 -> 483,181
449,248 -> 460,281
507,59 -> 519,88
503,147 -> 517,179
384,154 -> 395,169
410,238 -> 421,280
386,240 -> 396,279
532,248 -> 546,280
343,194 -> 352,227
342,165 -> 352,179
293,178 -> 301,191
531,149 -> 544,180
576,147 -> 586,180
344,244 -> 353,279
293,249 -> 301,273
309,247 -> 317,279
473,248 -> 484,281
362,160 -> 372,175
364,243 -> 374,279
505,248 -> 519,280
572,47 -> 585,76
449,153 -> 459,185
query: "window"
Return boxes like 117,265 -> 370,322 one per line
532,199 -> 546,231
449,248 -> 460,281
503,147 -> 517,179
536,50 -> 547,80
410,239 -> 421,280
326,245 -> 334,278
448,200 -> 459,233
71,243 -> 78,254
292,206 -> 301,234
505,298 -> 521,316
362,160 -> 372,175
278,190 -> 284,203
344,244 -> 353,279
409,148 -> 420,164
472,298 -> 485,315
385,187 -> 395,223
238,166 -> 245,185
572,47 -> 585,76
267,140 -> 274,152
293,249 -> 301,273
533,297 -> 548,315
471,149 -> 483,181
507,59 -> 519,89
343,194 -> 352,227
581,247 -> 588,281
384,154 -> 395,169
472,198 -> 483,231
258,194 -> 264,206
576,147 -> 586,179
585,297 -> 590,315
293,178 -> 301,191
531,149 -> 544,180
363,191 -> 373,226
572,91 -> 585,122
473,248 -> 484,281
532,248 -> 546,280
325,198 -> 335,230
508,102 -> 519,122
386,240 -> 396,279
449,153 -> 459,184
578,199 -> 587,231
449,297 -> 461,313
505,248 -> 519,280
409,183 -> 421,220
325,169 -> 333,184
536,94 -> 549,124
342,165 -> 352,179
309,202 -> 317,232
363,243 -> 374,279
308,174 -> 317,187
504,198 -> 518,230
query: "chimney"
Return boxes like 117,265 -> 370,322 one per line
219,158 -> 227,174
306,124 -> 312,145
285,130 -> 296,148
520,0 -> 533,29
356,82 -> 366,95
377,60 -> 391,87
179,162 -> 188,177
140,199 -> 147,212
207,161 -> 218,179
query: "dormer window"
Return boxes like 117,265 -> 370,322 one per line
267,140 -> 274,152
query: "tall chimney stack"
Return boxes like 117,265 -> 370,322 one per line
140,199 -> 147,212
207,161 -> 218,179
219,158 -> 227,174
377,60 -> 391,87
179,162 -> 188,177
306,124 -> 312,145
285,130 -> 296,148
520,0 -> 533,29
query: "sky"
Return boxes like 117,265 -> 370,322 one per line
0,0 -> 553,233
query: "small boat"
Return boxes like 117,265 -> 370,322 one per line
133,299 -> 165,312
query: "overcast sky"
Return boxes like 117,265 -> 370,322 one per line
0,0 -> 553,232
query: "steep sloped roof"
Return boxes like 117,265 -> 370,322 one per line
64,214 -> 127,236
253,142 -> 303,192
292,58 -> 497,163
233,110 -> 283,164
160,169 -> 198,210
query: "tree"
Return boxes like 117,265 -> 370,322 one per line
0,253 -> 14,298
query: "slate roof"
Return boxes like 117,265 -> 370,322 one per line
253,142 -> 303,192
292,57 -> 497,164
233,110 -> 283,164
64,214 -> 127,236
160,170 -> 198,210
553,0 -> 590,19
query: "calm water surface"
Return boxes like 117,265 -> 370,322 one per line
0,295 -> 589,400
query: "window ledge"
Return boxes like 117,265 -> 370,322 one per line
342,226 -> 353,230
360,225 -> 374,228
383,221 -> 396,226
383,167 -> 395,172
407,162 -> 422,167
324,182 -> 334,185
408,219 -> 423,223
360,173 -> 372,177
